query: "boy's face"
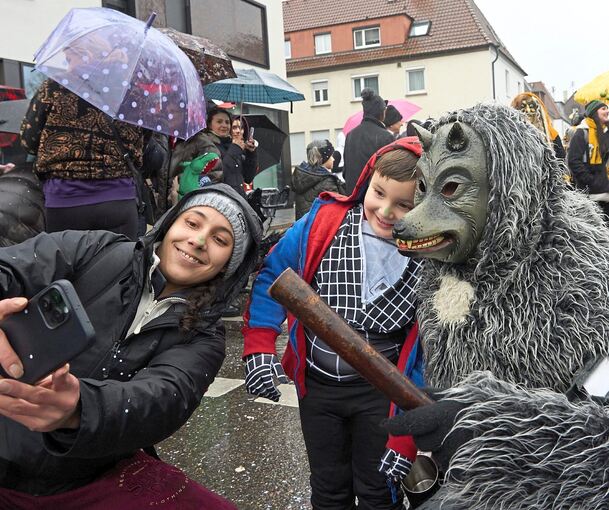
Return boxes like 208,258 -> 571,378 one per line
363,172 -> 415,239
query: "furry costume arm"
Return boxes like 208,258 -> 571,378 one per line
438,371 -> 609,510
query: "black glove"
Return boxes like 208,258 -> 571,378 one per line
383,390 -> 471,472
244,353 -> 289,402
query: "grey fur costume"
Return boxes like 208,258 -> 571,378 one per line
414,104 -> 609,508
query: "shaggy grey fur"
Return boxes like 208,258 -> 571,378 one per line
438,372 -> 609,509
409,103 -> 609,509
418,103 -> 609,392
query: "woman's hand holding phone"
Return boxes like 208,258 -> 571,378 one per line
0,297 -> 81,432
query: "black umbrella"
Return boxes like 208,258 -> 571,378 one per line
0,99 -> 29,135
240,114 -> 287,172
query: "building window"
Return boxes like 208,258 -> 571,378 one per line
505,69 -> 510,97
517,81 -> 522,93
314,33 -> 332,55
285,40 -> 291,59
165,0 -> 189,33
409,21 -> 431,37
190,0 -> 269,68
353,27 -> 380,49
311,129 -> 330,142
406,68 -> 425,94
312,80 -> 329,105
352,75 -> 379,99
101,0 -> 136,16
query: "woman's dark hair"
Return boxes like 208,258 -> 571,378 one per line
180,274 -> 225,332
206,106 -> 232,128
592,113 -> 609,156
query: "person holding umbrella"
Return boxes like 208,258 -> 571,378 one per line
21,36 -> 144,240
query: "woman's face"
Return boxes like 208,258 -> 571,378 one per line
596,106 -> 609,125
157,206 -> 234,294
209,113 -> 231,137
231,120 -> 244,140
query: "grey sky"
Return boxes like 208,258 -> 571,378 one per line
474,0 -> 605,101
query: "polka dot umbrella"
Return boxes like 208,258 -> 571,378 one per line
33,7 -> 206,140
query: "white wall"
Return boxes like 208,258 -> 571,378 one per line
0,0 -> 101,63
288,49 -> 495,145
492,52 -> 527,105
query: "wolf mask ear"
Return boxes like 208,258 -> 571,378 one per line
446,122 -> 468,152
412,123 -> 434,151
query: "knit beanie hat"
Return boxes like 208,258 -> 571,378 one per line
384,105 -> 403,126
585,100 -> 607,119
307,139 -> 334,165
178,191 -> 251,278
361,88 -> 386,120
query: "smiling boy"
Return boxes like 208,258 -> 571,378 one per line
242,139 -> 424,510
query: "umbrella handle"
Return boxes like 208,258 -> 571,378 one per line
144,12 -> 157,33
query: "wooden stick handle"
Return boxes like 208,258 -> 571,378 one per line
269,268 -> 432,410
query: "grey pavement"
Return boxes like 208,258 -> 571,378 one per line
157,305 -> 313,509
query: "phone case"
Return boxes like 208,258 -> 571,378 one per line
0,280 -> 96,384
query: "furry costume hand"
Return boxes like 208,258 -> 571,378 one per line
378,447 -> 412,482
383,392 -> 471,472
244,353 -> 289,402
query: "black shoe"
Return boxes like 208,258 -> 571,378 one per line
222,304 -> 241,318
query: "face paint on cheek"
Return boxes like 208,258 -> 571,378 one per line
198,236 -> 206,247
384,207 -> 391,216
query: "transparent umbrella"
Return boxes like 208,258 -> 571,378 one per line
34,7 -> 206,139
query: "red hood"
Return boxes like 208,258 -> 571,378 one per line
319,137 -> 422,205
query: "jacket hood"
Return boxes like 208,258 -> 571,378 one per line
292,162 -> 334,193
319,137 -> 422,205
142,184 -> 263,317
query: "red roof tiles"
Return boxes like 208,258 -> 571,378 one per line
284,0 -> 525,76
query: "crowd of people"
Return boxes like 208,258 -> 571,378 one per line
1,46 -> 609,509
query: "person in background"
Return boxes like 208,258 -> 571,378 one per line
568,100 -> 609,219
343,88 -> 394,194
292,139 -> 346,220
510,92 -> 566,159
20,77 -> 144,241
563,111 -> 584,152
384,105 -> 403,139
170,107 -> 257,198
0,184 -> 262,509
243,139 -> 424,510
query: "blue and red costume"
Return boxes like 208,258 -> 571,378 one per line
243,138 -> 424,462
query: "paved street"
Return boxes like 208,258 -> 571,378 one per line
157,311 -> 313,509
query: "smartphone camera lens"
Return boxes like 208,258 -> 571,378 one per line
40,296 -> 52,311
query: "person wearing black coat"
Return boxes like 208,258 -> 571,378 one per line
343,88 -> 394,194
170,107 -> 258,198
0,184 -> 262,508
567,100 -> 609,218
292,139 -> 346,219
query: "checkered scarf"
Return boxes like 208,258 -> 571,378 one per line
306,205 -> 422,381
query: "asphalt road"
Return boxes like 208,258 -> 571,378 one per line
157,320 -> 312,510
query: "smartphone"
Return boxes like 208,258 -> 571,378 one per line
0,280 -> 96,384
248,127 -> 255,142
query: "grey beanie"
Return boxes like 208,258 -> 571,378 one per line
178,191 -> 251,278
361,87 -> 386,120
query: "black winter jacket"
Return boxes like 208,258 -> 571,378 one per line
291,162 -> 346,219
343,117 -> 394,194
567,127 -> 609,194
0,185 -> 262,496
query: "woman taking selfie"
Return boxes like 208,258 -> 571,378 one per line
0,183 -> 262,509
